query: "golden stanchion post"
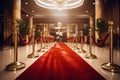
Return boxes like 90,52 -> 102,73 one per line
101,21 -> 120,73
42,32 -> 46,49
74,34 -> 77,50
71,37 -> 74,48
45,35 -> 48,49
37,31 -> 44,52
79,30 -> 86,53
76,36 -> 80,50
45,37 -> 48,48
47,32 -> 49,48
28,28 -> 39,58
85,28 -> 97,59
5,26 -> 25,71
73,37 -> 76,49
48,33 -> 50,47
71,38 -> 73,48
75,37 -> 78,50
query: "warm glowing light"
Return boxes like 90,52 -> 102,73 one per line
57,22 -> 62,27
34,0 -> 84,10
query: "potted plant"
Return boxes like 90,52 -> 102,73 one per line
81,26 -> 90,44
17,19 -> 29,35
96,18 -> 109,46
17,19 -> 29,45
35,27 -> 40,38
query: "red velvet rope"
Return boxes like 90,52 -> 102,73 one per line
18,34 -> 33,45
49,37 -> 54,42
91,33 -> 110,46
42,37 -> 46,42
77,37 -> 80,43
35,37 -> 42,43
46,37 -> 49,42
0,34 -> 13,45
81,36 -> 85,43
81,36 -> 90,44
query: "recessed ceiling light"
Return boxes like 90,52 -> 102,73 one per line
26,15 -> 29,17
25,2 -> 28,5
93,2 -> 95,5
32,10 -> 35,12
86,10 -> 88,13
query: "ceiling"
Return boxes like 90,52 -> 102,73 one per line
21,0 -> 95,23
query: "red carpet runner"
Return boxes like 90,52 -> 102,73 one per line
16,42 -> 105,80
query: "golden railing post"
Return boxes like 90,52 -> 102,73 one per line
28,28 -> 39,58
78,30 -> 86,53
101,21 -> 120,73
76,36 -> 80,50
42,32 -> 46,49
75,36 -> 78,50
37,31 -> 44,52
73,34 -> 77,50
85,28 -> 97,59
46,32 -> 49,48
5,26 -> 25,71
72,37 -> 74,48
47,33 -> 50,47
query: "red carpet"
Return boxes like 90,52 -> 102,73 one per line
16,42 -> 106,80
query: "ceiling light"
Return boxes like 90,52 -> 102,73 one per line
26,15 -> 29,17
34,0 -> 84,10
92,2 -> 95,5
25,2 -> 28,5
86,10 -> 88,13
32,10 -> 35,12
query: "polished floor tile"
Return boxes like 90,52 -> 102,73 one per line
0,43 -> 120,80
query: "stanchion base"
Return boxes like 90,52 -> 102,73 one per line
101,63 -> 120,73
74,46 -> 77,50
76,47 -> 80,50
77,50 -> 81,53
45,46 -> 48,49
37,49 -> 42,52
81,49 -> 86,53
5,62 -> 25,71
85,53 -> 97,59
28,53 -> 39,58
37,49 -> 45,52
42,47 -> 46,49
78,49 -> 86,53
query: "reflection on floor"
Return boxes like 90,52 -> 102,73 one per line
0,43 -> 120,80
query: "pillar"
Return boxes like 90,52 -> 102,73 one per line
13,0 -> 21,29
75,24 -> 78,34
89,16 -> 94,28
95,0 -> 104,40
29,15 -> 33,36
95,0 -> 104,19
67,24 -> 70,38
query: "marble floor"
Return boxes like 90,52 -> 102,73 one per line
0,42 -> 120,80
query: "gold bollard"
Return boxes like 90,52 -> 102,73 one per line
5,26 -> 25,71
71,37 -> 74,48
85,29 -> 97,59
47,33 -> 50,48
73,35 -> 77,50
78,31 -> 86,53
38,31 -> 45,52
101,21 -> 120,73
76,37 -> 80,50
42,35 -> 46,49
45,32 -> 49,48
28,28 -> 39,58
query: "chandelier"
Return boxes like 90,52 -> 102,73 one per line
34,0 -> 84,10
